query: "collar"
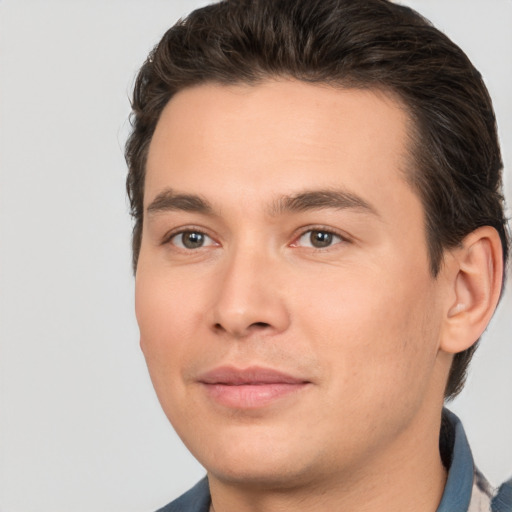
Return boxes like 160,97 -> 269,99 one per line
436,408 -> 475,512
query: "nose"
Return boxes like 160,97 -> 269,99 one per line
210,245 -> 290,339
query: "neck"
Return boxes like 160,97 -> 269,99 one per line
208,410 -> 447,512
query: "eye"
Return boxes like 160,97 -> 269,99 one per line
170,230 -> 216,249
296,229 -> 344,249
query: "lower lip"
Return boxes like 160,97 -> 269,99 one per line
201,382 -> 308,409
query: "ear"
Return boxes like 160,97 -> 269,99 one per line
439,226 -> 504,355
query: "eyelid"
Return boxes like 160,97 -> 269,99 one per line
160,224 -> 350,249
161,226 -> 219,247
290,226 -> 350,248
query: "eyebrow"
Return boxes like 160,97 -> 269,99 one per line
147,189 -> 214,216
269,189 -> 379,217
146,188 -> 378,218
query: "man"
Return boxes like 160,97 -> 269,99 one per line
125,1 -> 511,511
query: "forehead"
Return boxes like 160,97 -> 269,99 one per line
145,80 -> 416,216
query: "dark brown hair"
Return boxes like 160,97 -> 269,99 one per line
125,0 -> 509,399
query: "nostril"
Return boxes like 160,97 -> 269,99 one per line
214,322 -> 269,330
250,322 -> 271,329
212,320 -> 273,339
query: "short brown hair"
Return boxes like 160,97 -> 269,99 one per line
125,0 -> 509,399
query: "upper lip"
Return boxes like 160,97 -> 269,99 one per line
197,366 -> 309,385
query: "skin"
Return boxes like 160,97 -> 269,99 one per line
135,81 -> 499,512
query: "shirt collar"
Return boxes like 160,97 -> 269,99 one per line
436,408 -> 475,512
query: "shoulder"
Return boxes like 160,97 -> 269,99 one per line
440,409 -> 511,512
492,477 -> 512,512
156,477 -> 211,512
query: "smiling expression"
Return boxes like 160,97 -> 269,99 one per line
135,80 -> 450,489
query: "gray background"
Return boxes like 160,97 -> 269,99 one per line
0,1 -> 510,511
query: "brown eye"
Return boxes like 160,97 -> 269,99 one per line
297,229 -> 343,248
171,231 -> 214,249
310,231 -> 333,248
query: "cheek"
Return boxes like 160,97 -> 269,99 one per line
134,268 -> 207,425
136,266 -> 204,338
134,266 -> 209,392
297,265 -> 441,404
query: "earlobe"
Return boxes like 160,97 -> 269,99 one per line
440,226 -> 503,355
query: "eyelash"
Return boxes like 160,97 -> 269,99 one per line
292,226 -> 349,250
162,227 -> 217,250
162,226 -> 350,251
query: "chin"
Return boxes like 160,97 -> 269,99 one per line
184,426 -> 324,490
207,459 -> 314,491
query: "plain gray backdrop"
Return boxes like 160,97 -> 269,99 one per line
0,1 -> 510,511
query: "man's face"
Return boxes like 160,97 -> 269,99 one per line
136,81 -> 449,488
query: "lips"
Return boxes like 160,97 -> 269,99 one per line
197,366 -> 310,409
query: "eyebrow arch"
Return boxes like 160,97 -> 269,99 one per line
146,189 -> 214,216
270,189 -> 379,217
